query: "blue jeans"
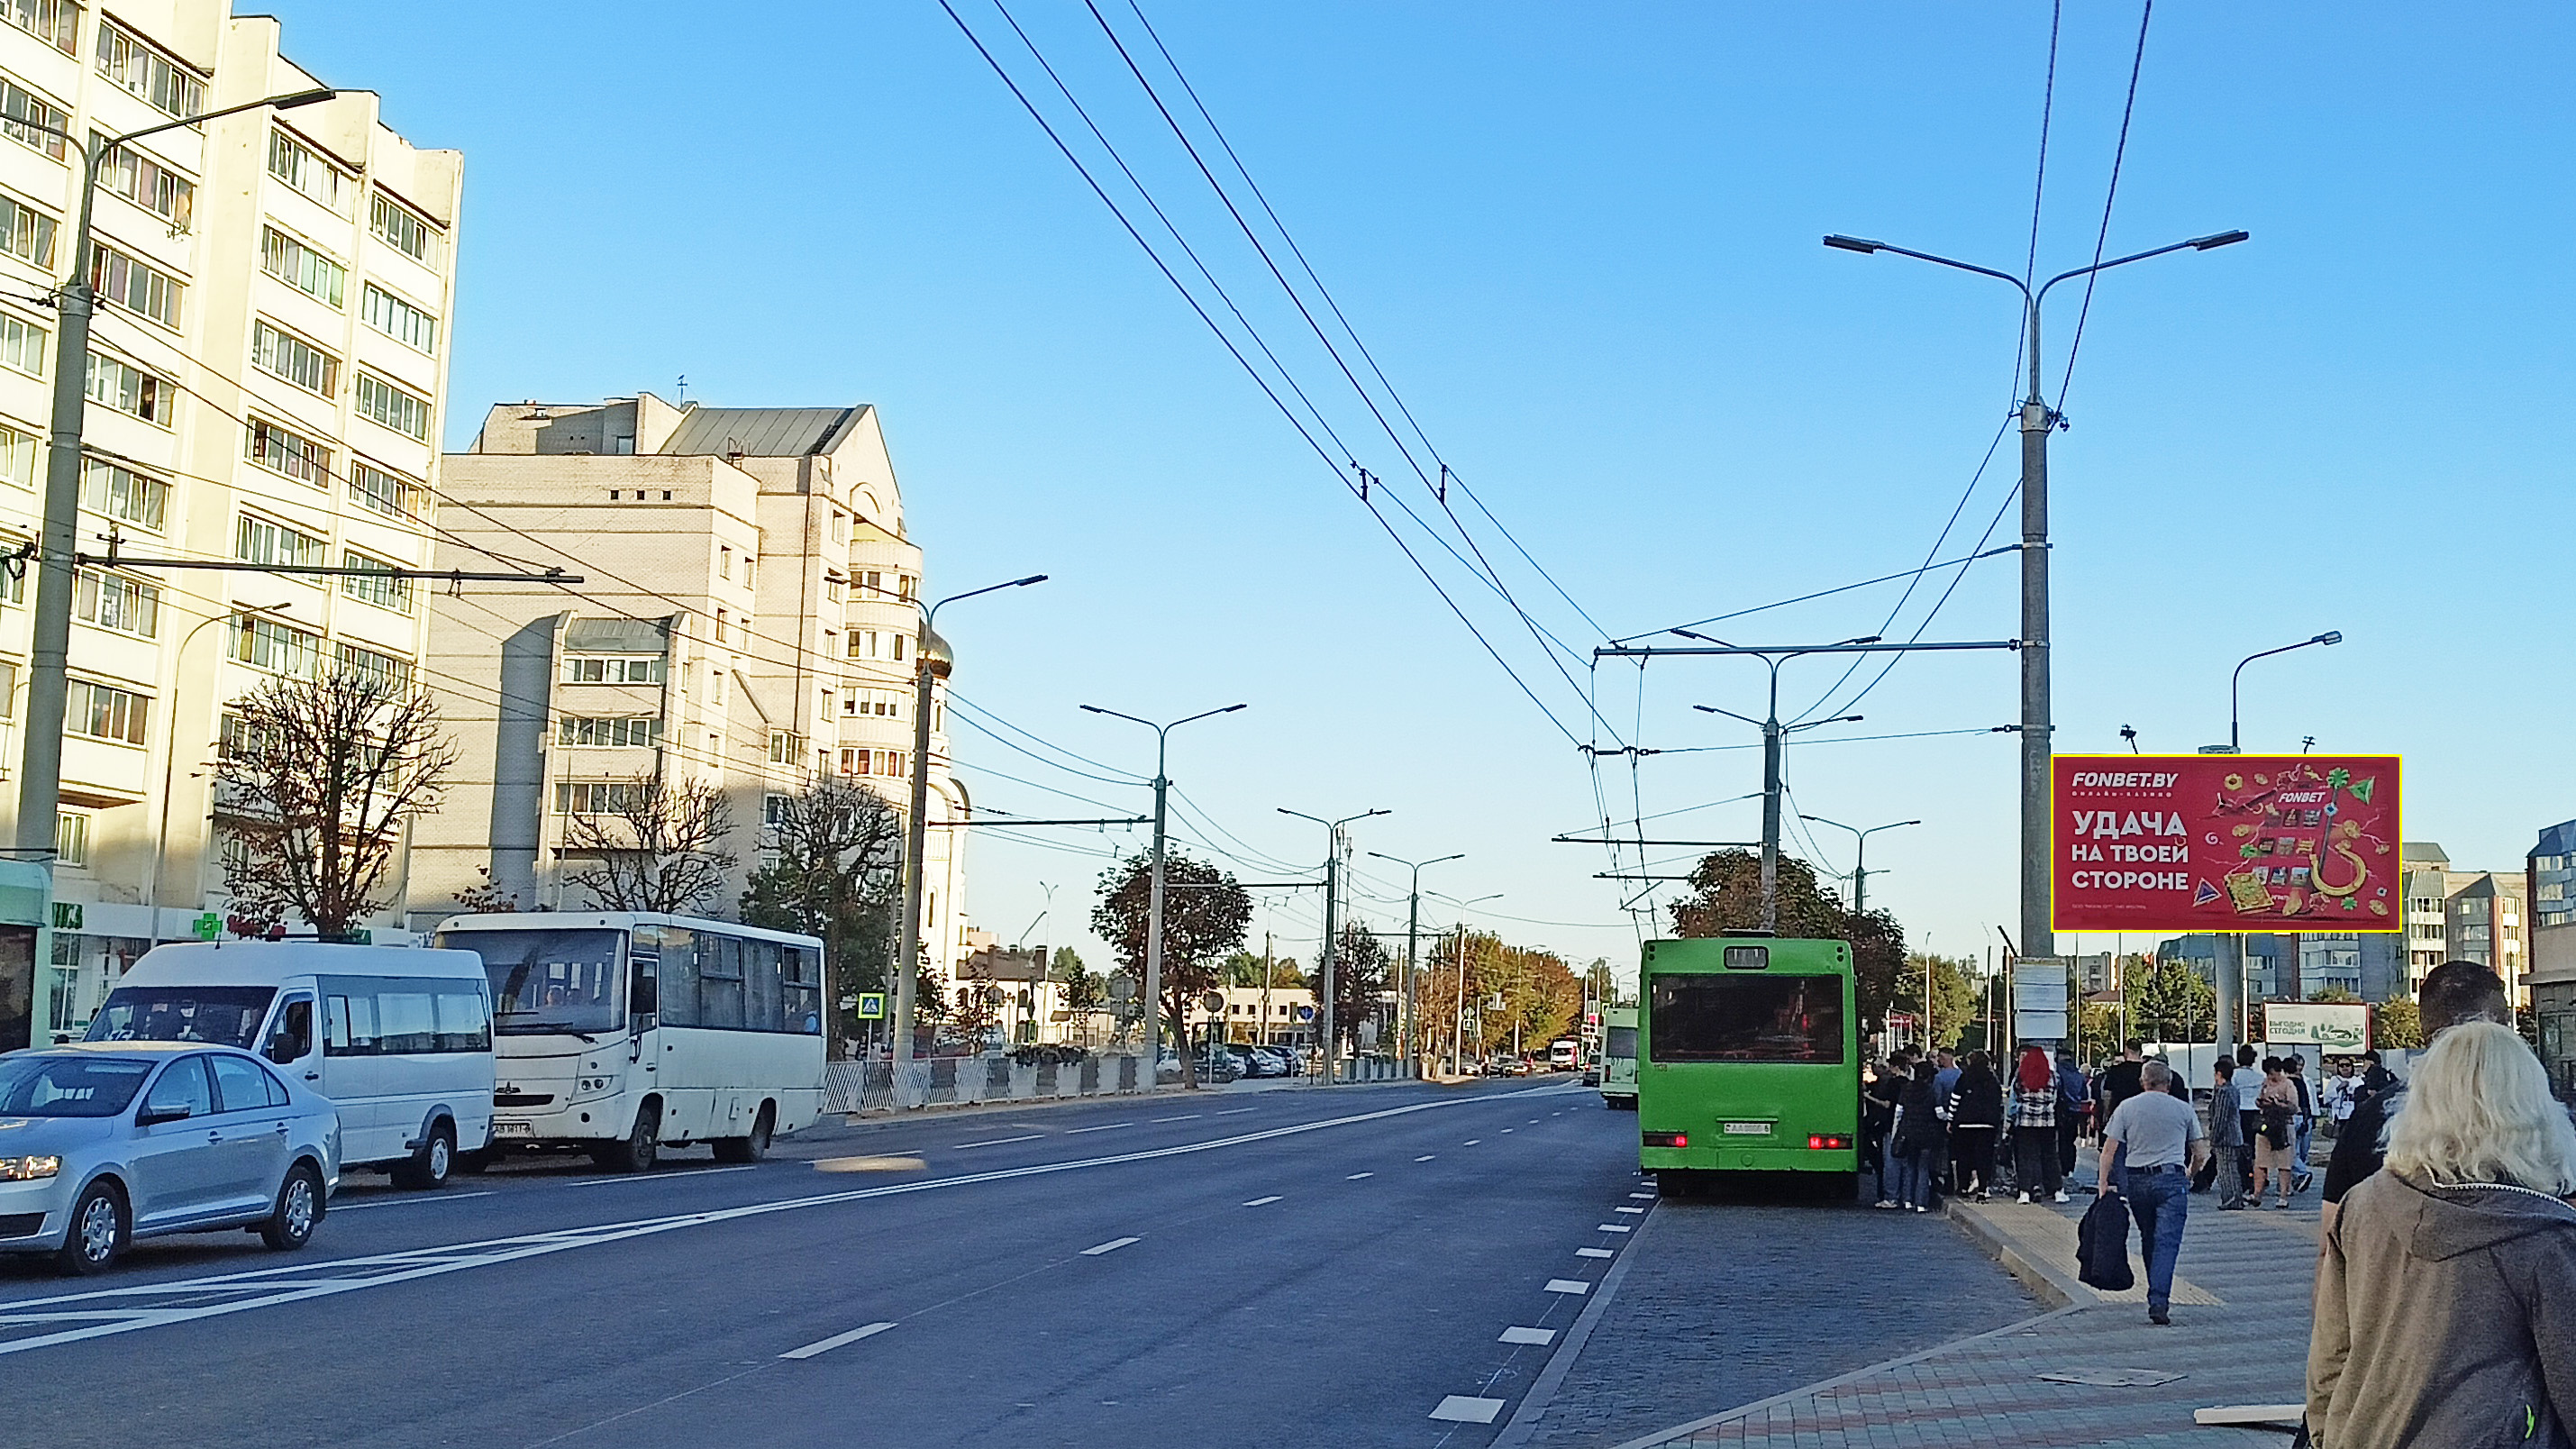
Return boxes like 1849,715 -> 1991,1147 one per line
2120,1163 -> 2189,1311
1895,1145 -> 1940,1208
2293,1119 -> 2314,1182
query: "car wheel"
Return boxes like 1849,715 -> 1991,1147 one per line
260,1162 -> 324,1251
713,1103 -> 774,1164
391,1122 -> 455,1190
54,1180 -> 125,1276
593,1101 -> 660,1173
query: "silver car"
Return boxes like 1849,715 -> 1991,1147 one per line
0,1042 -> 341,1274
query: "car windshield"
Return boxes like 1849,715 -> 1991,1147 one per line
1650,974 -> 1844,1064
445,929 -> 622,1034
86,986 -> 277,1049
0,1055 -> 153,1117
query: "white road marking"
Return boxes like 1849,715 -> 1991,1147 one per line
1150,1114 -> 1200,1123
1430,1395 -> 1506,1424
1629,1191 -> 1656,1199
331,1191 -> 496,1213
1529,1118 -> 1541,1123
1345,1171 -> 1372,1180
1544,1279 -> 1591,1295
1577,1247 -> 1614,1259
1414,1154 -> 1435,1162
1501,1128 -> 1516,1134
780,1322 -> 894,1360
1213,1107 -> 1258,1116
569,1166 -> 756,1187
1498,1326 -> 1556,1345
0,1091 -> 1511,1358
1063,1124 -> 1131,1135
1242,1196 -> 1282,1207
952,1135 -> 1046,1150
1464,1139 -> 1481,1145
1080,1236 -> 1140,1256
1598,1225 -> 1632,1233
1615,1206 -> 1645,1214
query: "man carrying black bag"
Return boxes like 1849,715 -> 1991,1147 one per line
2098,1059 -> 2208,1326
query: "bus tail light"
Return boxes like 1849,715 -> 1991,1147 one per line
1643,1131 -> 1688,1148
1807,1134 -> 1851,1150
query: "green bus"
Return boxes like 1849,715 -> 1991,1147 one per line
1637,936 -> 1859,1194
1598,1006 -> 1638,1110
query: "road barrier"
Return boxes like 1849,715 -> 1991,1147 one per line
826,1051 -> 1411,1112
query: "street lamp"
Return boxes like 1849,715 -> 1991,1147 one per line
2209,632 -> 2343,754
146,602 -> 294,948
1365,850 -> 1461,1077
1438,893 -> 1503,1076
1081,702 -> 1246,1086
1279,806 -> 1387,1083
894,573 -> 1046,1106
14,87 -> 338,868
1825,225 -> 2248,962
1690,634 -> 1875,930
1798,815 -> 1920,915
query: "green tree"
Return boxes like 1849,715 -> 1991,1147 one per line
2376,997 -> 2424,1049
740,781 -> 905,1055
2307,985 -> 2362,1004
1891,952 -> 1980,1049
1091,849 -> 1252,1086
1328,926 -> 1393,1053
2130,956 -> 2217,1043
1049,947 -> 1106,1042
2078,1001 -> 2122,1065
949,957 -> 1002,1050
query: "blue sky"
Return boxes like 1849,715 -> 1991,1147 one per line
268,2 -> 2572,985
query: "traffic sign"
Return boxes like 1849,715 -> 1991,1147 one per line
1200,990 -> 1224,1014
855,992 -> 886,1020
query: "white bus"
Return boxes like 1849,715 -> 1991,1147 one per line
432,913 -> 827,1171
85,941 -> 496,1189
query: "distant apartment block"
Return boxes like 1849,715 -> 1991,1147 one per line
2402,840 -> 2534,1003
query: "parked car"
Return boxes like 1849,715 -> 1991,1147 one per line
0,1043 -> 340,1274
1242,1046 -> 1288,1078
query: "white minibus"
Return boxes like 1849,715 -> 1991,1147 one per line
433,913 -> 826,1171
85,941 -> 496,1189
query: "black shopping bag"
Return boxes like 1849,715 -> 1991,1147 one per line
2076,1189 -> 2136,1291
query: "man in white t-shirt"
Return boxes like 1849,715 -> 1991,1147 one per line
2102,1059 -> 2209,1326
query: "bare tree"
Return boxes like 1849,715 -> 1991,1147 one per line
560,774 -> 736,915
217,668 -> 456,938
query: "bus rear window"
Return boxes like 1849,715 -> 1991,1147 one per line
1649,974 -> 1843,1063
1606,1025 -> 1638,1058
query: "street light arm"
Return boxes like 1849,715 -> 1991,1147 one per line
1829,237 -> 2034,299
925,573 -> 1048,629
1692,703 -> 1761,729
2036,231 -> 2248,302
1167,702 -> 1248,734
1079,703 -> 1154,731
108,87 -> 337,150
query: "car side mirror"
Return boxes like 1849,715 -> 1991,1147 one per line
266,1033 -> 296,1064
136,1104 -> 193,1127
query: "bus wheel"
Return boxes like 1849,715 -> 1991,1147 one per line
594,1102 -> 661,1173
713,1103 -> 774,1164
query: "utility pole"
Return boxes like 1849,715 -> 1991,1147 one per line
1823,227 -> 2248,965
1279,807 -> 1386,1084
1369,851 -> 1461,1080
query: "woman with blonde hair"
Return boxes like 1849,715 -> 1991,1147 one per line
2307,1023 -> 2576,1447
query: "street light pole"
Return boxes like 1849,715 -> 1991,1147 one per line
147,601 -> 294,948
1691,643 -> 1865,931
1824,227 -> 2248,963
2223,632 -> 2344,753
895,574 -> 1045,1107
1798,815 -> 1922,915
14,87 -> 336,861
1081,702 -> 1245,1088
1280,807 -> 1386,1083
1367,850 -> 1461,1078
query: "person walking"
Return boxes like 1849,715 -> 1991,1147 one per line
2322,961 -> 2516,1234
2101,1059 -> 2208,1326
2318,1057 -> 2357,1144
1866,1053 -> 1908,1208
1949,1050 -> 2005,1201
2287,1054 -> 2317,1193
2208,1058 -> 2248,1210
2053,1047 -> 2089,1183
2307,1022 -> 2576,1447
2098,1041 -> 2145,1137
2235,1043 -> 2265,1198
1889,1055 -> 1945,1214
2011,1044 -> 2064,1203
2254,1058 -> 2300,1208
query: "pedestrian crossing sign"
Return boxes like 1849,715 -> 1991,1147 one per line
856,992 -> 886,1020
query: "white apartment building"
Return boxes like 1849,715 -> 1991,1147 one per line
0,1 -> 457,1049
2401,842 -> 2533,1003
413,394 -> 978,988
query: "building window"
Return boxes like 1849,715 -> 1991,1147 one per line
73,569 -> 156,638
555,780 -> 642,816
53,810 -> 86,866
2,2 -> 77,57
824,576 -> 845,603
360,283 -> 437,355
340,551 -> 412,614
266,129 -> 345,213
0,189 -> 56,268
561,655 -> 662,685
247,416 -> 332,486
96,138 -> 191,228
0,76 -> 68,159
842,748 -> 907,778
259,226 -> 344,307
349,460 -> 423,522
559,716 -> 662,748
0,421 -> 33,489
355,371 -> 431,441
79,460 -> 166,531
843,688 -> 902,718
232,615 -> 322,678
763,794 -> 789,828
251,320 -> 339,396
335,642 -> 412,692
97,23 -> 203,119
0,310 -> 43,378
65,676 -> 147,744
369,194 -> 439,267
83,352 -> 168,425
768,732 -> 806,764
90,242 -> 182,329
234,513 -> 326,575
717,545 -> 731,580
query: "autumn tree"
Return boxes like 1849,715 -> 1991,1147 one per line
217,668 -> 456,937
1051,947 -> 1106,1043
561,774 -> 735,915
740,780 -> 904,1053
1091,849 -> 1251,1086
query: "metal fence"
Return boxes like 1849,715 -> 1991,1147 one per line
823,1051 -> 1413,1113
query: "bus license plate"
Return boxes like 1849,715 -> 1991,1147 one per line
1722,1121 -> 1770,1135
495,1121 -> 534,1137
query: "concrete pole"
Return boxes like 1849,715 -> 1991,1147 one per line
2214,934 -> 2241,1066
1318,830 -> 1338,1083
1403,881 -> 1419,1077
1146,734 -> 1170,1085
2018,296 -> 2056,964
893,642 -> 938,1107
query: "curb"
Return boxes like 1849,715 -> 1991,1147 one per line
1941,1198 -> 2097,1310
827,1073 -> 1430,1129
1488,1197 -> 1658,1448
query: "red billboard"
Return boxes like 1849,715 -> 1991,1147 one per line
2051,754 -> 2402,934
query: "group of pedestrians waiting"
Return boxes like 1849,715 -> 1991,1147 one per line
1862,1043 -> 2082,1211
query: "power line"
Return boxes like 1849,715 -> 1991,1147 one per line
2025,0 -> 2064,288
2055,0 -> 2155,408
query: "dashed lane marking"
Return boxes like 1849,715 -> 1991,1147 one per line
779,1322 -> 894,1360
1597,1225 -> 1631,1233
1430,1395 -> 1506,1424
1614,1207 -> 1644,1214
1628,1191 -> 1655,1199
1345,1172 -> 1373,1180
1501,1128 -> 1516,1134
1080,1237 -> 1140,1256
1414,1155 -> 1435,1162
953,1135 -> 1046,1150
1150,1114 -> 1200,1123
569,1167 -> 755,1187
331,1191 -> 496,1213
1242,1196 -> 1282,1207
1498,1326 -> 1556,1345
1062,1124 -> 1131,1135
1544,1279 -> 1591,1295
1576,1248 -> 1614,1259
1212,1107 -> 1259,1116
1464,1139 -> 1481,1145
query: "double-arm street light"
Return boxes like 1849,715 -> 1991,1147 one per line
11,87 -> 338,865
895,574 -> 1046,1105
1081,701 -> 1246,1083
2207,632 -> 2342,755
1797,815 -> 1920,915
1279,806 -> 1387,1083
1364,850 -> 1461,1077
1686,633 -> 1877,932
1825,226 -> 2249,962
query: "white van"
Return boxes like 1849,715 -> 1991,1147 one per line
84,942 -> 495,1189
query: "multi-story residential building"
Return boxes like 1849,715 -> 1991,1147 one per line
2400,841 -> 2535,1002
2529,819 -> 2576,1098
0,3 -> 458,1049
412,393 -> 978,991
2532,818 -> 2576,932
2402,843 -> 2453,979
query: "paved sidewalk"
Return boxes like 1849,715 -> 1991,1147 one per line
1610,1163 -> 2325,1448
